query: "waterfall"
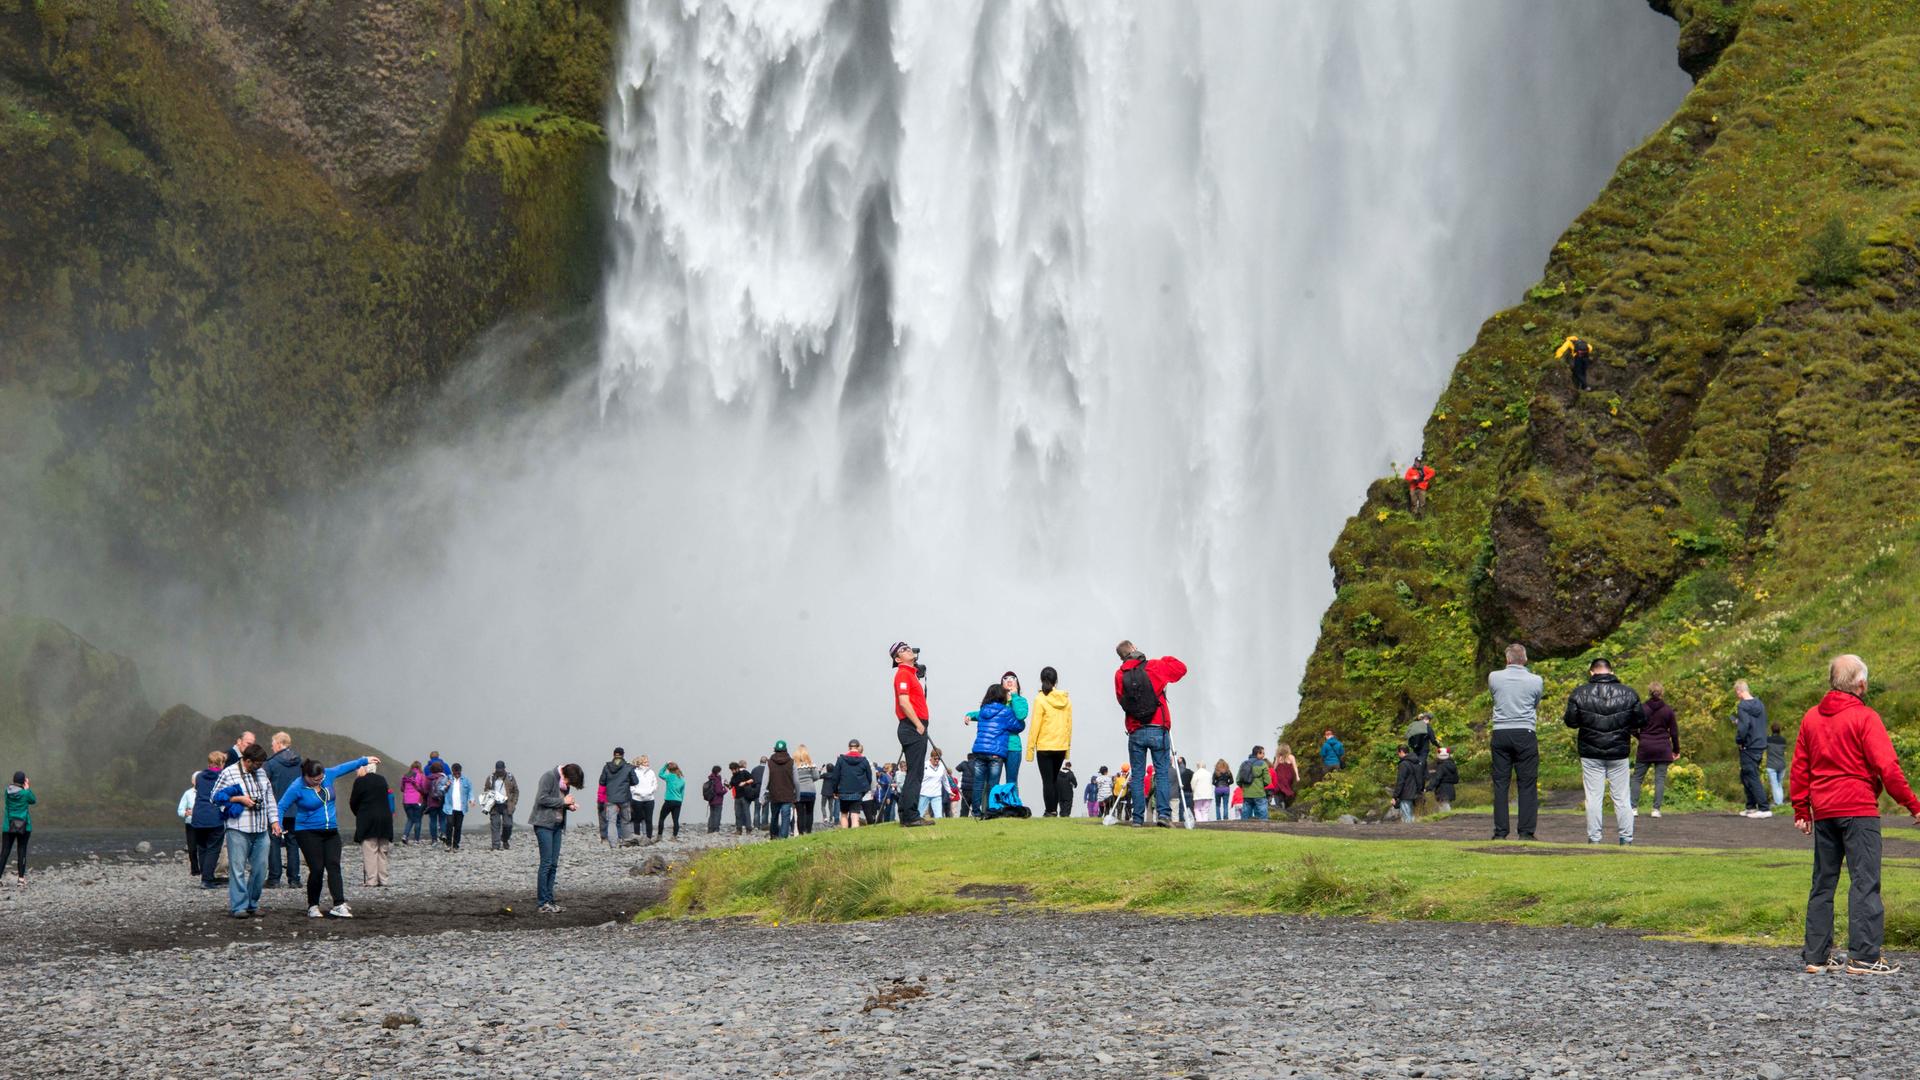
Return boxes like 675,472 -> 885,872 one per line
152,0 -> 1687,779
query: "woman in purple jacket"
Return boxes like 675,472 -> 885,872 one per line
1634,682 -> 1680,816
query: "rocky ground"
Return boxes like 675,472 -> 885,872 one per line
1,822 -> 1912,1078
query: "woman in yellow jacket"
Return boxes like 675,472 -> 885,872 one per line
1026,666 -> 1074,817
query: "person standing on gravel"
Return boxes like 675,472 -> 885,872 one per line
632,756 -> 660,842
3,771 -> 33,885
1734,681 -> 1771,818
1766,724 -> 1789,810
278,755 -> 373,918
530,763 -> 584,914
752,756 -> 770,831
794,747 -> 820,834
728,762 -> 758,835
263,732 -> 304,891
177,773 -> 200,879
1429,748 -> 1458,813
599,748 -> 638,846
400,761 -> 427,844
703,766 -> 727,834
766,742 -> 798,839
212,742 -> 282,919
1392,746 -> 1423,822
484,761 -> 518,850
891,642 -> 934,828
349,763 -> 394,888
443,764 -> 472,851
1114,640 -> 1188,828
190,751 -> 227,889
1794,655 -> 1920,976
658,763 -> 686,840
1633,683 -> 1679,818
1563,658 -> 1644,845
1488,643 -> 1545,841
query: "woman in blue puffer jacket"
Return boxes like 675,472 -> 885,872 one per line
965,684 -> 1024,819
278,755 -> 373,919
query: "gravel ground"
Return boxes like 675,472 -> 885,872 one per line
2,826 -> 1913,1078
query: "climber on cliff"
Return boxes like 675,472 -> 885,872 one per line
1403,456 -> 1435,518
1555,334 -> 1593,391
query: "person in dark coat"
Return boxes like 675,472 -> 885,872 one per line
1633,682 -> 1680,817
1564,658 -> 1646,844
349,765 -> 396,887
765,742 -> 798,839
1428,747 -> 1459,812
1056,762 -> 1077,818
1392,747 -> 1424,822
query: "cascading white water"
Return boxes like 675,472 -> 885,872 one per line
142,0 -> 1687,782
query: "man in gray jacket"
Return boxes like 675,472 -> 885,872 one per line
599,748 -> 637,846
1488,643 -> 1545,841
1734,680 -> 1771,818
531,763 -> 583,914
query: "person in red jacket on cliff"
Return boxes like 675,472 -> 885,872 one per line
1792,654 -> 1920,976
1113,640 -> 1188,828
1403,456 -> 1435,518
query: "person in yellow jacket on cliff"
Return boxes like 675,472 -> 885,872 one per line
1555,334 -> 1593,391
1027,666 -> 1074,817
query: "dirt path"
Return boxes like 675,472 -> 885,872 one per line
1207,809 -> 1920,853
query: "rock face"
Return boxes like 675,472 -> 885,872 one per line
1295,2 -> 1920,816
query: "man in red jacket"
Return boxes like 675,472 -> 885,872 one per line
1791,654 -> 1920,975
1113,640 -> 1188,828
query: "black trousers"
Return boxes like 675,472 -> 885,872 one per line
185,823 -> 200,876
1489,729 -> 1539,839
633,799 -> 656,839
195,826 -> 224,886
1740,752 -> 1769,811
897,721 -> 929,825
0,829 -> 26,877
1035,751 -> 1066,816
707,803 -> 723,833
446,810 -> 465,849
294,829 -> 345,908
796,797 -> 815,835
1570,354 -> 1589,390
658,800 -> 682,838
1806,816 -> 1883,963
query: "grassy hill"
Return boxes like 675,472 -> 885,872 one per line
1294,0 -> 1920,815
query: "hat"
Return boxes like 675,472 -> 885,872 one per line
775,740 -> 788,752
495,760 -> 506,770
1437,747 -> 1452,759
889,641 -> 913,662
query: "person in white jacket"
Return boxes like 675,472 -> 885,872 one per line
919,749 -> 950,819
443,764 -> 473,851
631,756 -> 661,842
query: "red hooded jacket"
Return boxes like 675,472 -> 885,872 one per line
1114,655 -> 1188,734
1790,691 -> 1920,822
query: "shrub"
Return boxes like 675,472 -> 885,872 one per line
1803,214 -> 1863,287
1663,761 -> 1718,809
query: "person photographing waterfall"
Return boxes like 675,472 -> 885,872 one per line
891,641 -> 935,828
1113,641 -> 1188,827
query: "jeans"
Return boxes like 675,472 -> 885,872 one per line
918,794 -> 941,820
1632,761 -> 1670,810
1243,797 -> 1268,821
771,802 -> 794,839
403,804 -> 423,842
633,799 -> 656,839
605,800 -> 632,843
294,829 -> 345,908
427,808 -> 445,845
734,797 -> 752,831
753,799 -> 769,829
1214,792 -> 1230,820
1004,754 -> 1022,788
490,808 -> 512,849
897,722 -> 929,825
535,824 -> 563,907
1766,767 -> 1786,807
1740,752 -> 1769,811
1396,800 -> 1414,823
1036,751 -> 1066,816
1127,726 -> 1173,823
1806,816 -> 1883,964
660,800 -> 683,838
1489,729 -> 1539,839
268,827 -> 301,885
1580,757 -> 1633,843
224,828 -> 270,914
972,755 -> 1005,816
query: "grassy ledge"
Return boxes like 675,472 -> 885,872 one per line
652,819 -> 1920,949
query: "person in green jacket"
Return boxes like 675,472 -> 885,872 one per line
658,762 -> 687,839
4,771 -> 34,884
1239,748 -> 1273,820
1000,672 -> 1030,790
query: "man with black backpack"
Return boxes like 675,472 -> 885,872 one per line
1555,333 -> 1593,391
1237,747 -> 1272,821
1113,640 -> 1188,828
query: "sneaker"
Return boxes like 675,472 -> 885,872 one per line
1619,837 -> 1633,846
1155,819 -> 1172,828
329,904 -> 353,919
1805,956 -> 1845,974
307,905 -> 324,919
1846,958 -> 1901,976
537,903 -> 557,914
1650,809 -> 1662,818
231,911 -> 252,920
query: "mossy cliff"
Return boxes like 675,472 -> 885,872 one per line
1297,0 -> 1920,815
0,0 -> 613,566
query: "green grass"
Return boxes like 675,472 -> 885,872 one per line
656,818 -> 1920,949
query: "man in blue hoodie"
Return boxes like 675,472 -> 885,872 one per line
263,731 -> 304,889
1734,680 -> 1771,818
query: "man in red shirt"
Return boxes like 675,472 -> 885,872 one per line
1114,640 -> 1188,827
1791,654 -> 1920,975
891,642 -> 934,828
1403,456 -> 1435,518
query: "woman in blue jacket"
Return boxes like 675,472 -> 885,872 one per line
189,751 -> 230,889
278,755 -> 374,919
965,684 -> 1024,819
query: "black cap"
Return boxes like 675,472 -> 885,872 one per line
495,760 -> 506,770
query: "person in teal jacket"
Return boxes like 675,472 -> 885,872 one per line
3,771 -> 34,883
658,762 -> 687,839
278,756 -> 373,918
998,672 -> 1030,790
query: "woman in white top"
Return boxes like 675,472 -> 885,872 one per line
919,748 -> 951,819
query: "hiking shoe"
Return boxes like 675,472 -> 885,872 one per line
1155,819 -> 1172,828
329,904 -> 353,919
231,911 -> 252,920
1805,956 -> 1845,974
1846,958 -> 1901,976
1619,838 -> 1634,846
1650,810 -> 1662,818
307,905 -> 324,919
901,819 -> 934,828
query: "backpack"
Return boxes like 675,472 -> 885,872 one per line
1571,337 -> 1590,359
1236,759 -> 1256,787
983,783 -> 1031,819
1118,661 -> 1161,722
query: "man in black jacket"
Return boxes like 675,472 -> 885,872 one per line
1563,657 -> 1645,844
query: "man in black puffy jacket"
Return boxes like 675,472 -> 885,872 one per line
1563,658 -> 1645,845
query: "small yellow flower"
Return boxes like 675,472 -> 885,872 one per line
1376,510 -> 1390,523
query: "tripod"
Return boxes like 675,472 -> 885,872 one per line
1102,731 -> 1195,830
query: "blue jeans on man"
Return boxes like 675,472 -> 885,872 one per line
972,755 -> 1004,816
224,828 -> 271,915
535,824 -> 563,907
1766,767 -> 1786,807
771,802 -> 794,839
1128,726 -> 1173,823
1243,797 -> 1269,820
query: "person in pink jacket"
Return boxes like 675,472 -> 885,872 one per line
399,761 -> 428,844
